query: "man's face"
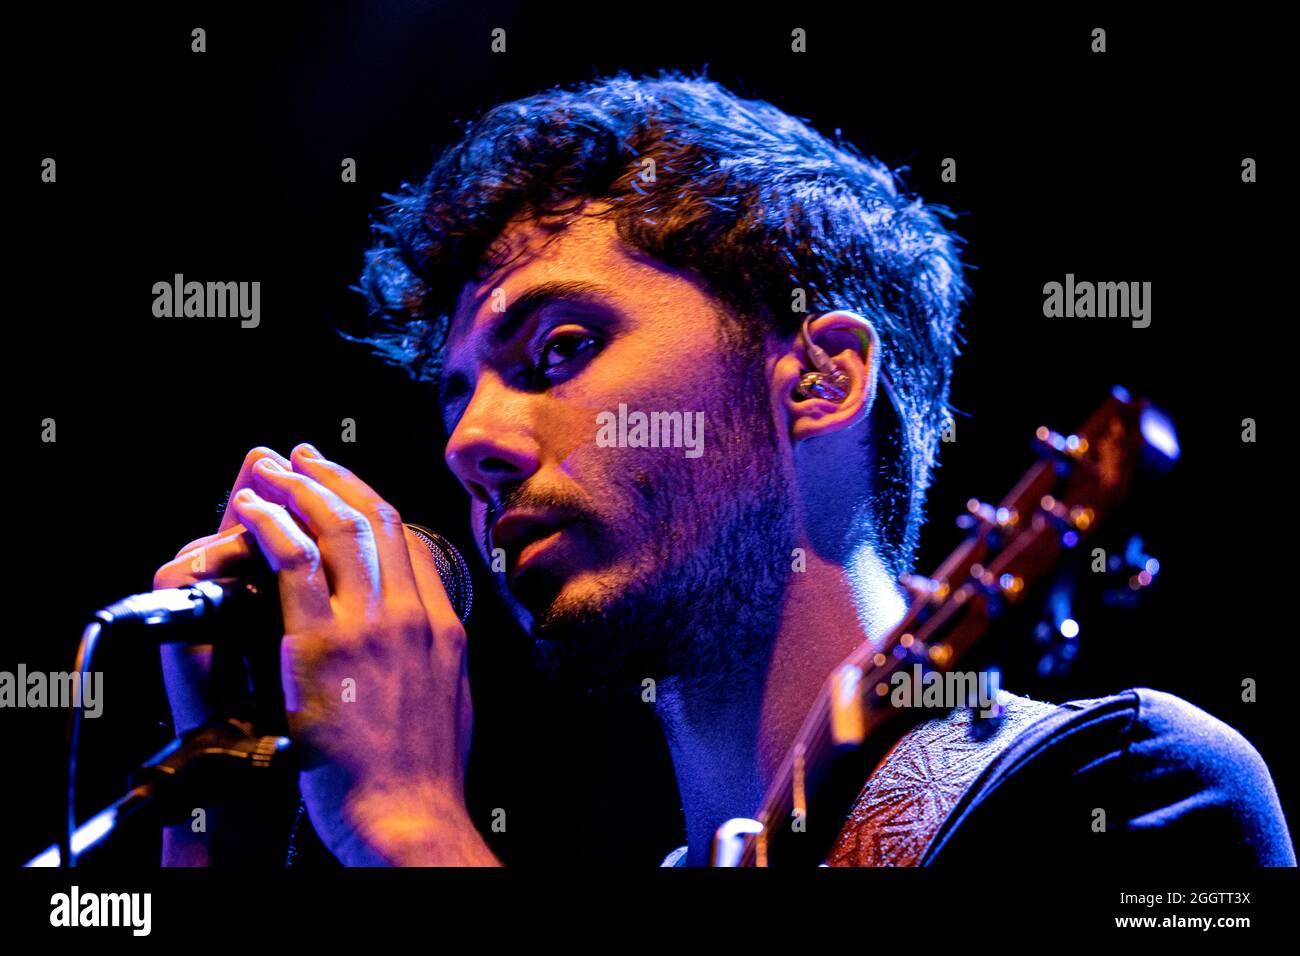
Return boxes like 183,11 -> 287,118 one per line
441,204 -> 796,693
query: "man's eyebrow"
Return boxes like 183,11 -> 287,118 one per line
436,280 -> 617,410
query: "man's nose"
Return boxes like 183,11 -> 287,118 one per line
444,384 -> 542,505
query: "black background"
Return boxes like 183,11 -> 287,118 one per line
8,3 -> 1288,869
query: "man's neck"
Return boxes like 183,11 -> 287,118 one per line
655,543 -> 905,866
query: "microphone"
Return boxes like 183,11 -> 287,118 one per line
94,523 -> 473,639
27,527 -> 474,868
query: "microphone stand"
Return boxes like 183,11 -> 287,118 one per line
27,719 -> 294,866
32,578 -> 294,867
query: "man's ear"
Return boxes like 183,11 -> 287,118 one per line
775,310 -> 881,444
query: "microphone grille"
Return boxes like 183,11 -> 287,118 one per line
403,523 -> 474,624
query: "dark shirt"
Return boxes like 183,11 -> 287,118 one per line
919,688 -> 1295,867
663,688 -> 1294,867
291,686 -> 1294,867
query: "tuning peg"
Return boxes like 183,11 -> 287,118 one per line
1097,534 -> 1162,607
957,498 -> 1020,530
1123,535 -> 1161,589
966,564 -> 1026,610
1034,425 -> 1090,461
899,572 -> 949,603
1037,495 -> 1094,547
965,563 -> 1004,591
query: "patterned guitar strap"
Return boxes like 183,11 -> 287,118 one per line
825,692 -> 1059,866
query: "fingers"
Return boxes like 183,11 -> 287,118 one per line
219,447 -> 293,534
404,529 -> 471,781
287,443 -> 420,603
154,528 -> 259,589
228,488 -> 332,630
156,442 -> 288,595
246,456 -> 383,609
405,529 -> 462,630
185,443 -> 433,629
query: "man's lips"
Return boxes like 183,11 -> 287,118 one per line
489,510 -> 577,568
510,526 -> 574,581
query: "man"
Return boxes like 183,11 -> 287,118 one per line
155,72 -> 1294,866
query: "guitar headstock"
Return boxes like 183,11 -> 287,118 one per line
723,387 -> 1178,866
901,385 -> 1176,631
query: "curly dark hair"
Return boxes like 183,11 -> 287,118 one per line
350,69 -> 968,574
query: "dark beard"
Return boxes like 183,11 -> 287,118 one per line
528,362 -> 797,698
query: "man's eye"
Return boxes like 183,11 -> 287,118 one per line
538,333 -> 598,373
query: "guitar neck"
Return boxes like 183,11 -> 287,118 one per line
734,391 -> 1152,866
